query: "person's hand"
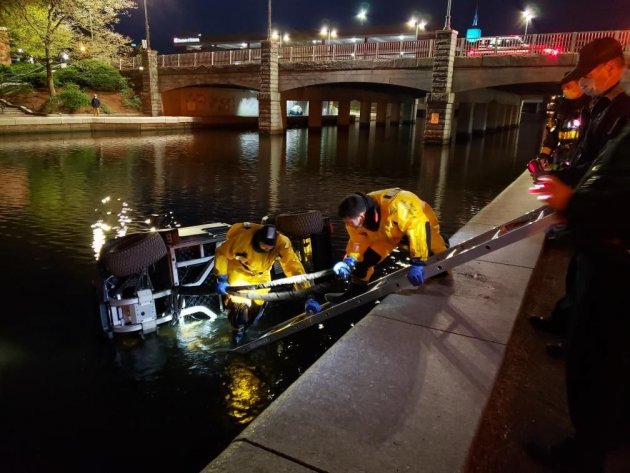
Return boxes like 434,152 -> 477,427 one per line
333,257 -> 356,279
305,297 -> 321,315
216,275 -> 229,295
407,259 -> 426,286
527,156 -> 550,181
528,175 -> 573,211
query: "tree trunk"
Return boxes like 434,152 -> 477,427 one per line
45,47 -> 56,96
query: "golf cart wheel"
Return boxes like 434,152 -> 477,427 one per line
100,232 -> 168,277
275,211 -> 324,238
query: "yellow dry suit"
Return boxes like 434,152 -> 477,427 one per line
214,222 -> 307,305
345,188 -> 447,281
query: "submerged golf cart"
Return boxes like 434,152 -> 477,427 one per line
96,211 -> 332,338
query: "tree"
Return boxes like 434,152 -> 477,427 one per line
0,0 -> 135,96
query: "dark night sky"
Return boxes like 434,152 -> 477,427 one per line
116,0 -> 630,53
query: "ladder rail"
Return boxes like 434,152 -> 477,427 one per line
231,206 -> 559,354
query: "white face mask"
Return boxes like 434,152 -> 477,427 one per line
578,77 -> 602,97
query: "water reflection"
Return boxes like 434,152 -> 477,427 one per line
0,120 -> 541,473
222,358 -> 267,425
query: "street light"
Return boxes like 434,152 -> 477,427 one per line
271,30 -> 290,44
356,8 -> 367,25
407,17 -> 427,40
320,26 -> 337,44
522,8 -> 535,35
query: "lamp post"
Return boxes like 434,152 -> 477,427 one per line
142,0 -> 151,50
522,8 -> 534,35
444,0 -> 452,29
268,0 -> 272,40
320,26 -> 337,44
271,30 -> 290,44
407,17 -> 427,40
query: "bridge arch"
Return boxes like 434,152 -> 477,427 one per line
161,84 -> 259,118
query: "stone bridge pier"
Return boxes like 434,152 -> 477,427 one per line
454,89 -> 524,140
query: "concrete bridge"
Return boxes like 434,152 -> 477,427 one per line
124,30 -> 630,142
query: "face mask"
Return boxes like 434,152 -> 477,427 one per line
578,77 -> 602,97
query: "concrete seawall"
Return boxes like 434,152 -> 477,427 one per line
0,114 -> 352,134
202,172 -> 545,472
0,115 -> 259,134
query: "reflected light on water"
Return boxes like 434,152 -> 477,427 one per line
91,198 -> 181,259
223,360 -> 265,425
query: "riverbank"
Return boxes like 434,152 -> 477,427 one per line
202,172 -> 567,472
0,114 -> 359,134
0,114 -> 262,134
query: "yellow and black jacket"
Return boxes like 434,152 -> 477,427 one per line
214,222 -> 306,304
345,188 -> 447,281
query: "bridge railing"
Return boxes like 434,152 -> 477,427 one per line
111,31 -> 630,70
279,40 -> 434,62
137,39 -> 435,69
456,30 -> 630,57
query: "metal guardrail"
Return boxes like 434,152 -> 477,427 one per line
111,30 -> 630,70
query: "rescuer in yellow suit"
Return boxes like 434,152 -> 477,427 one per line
214,222 -> 320,343
330,188 -> 448,301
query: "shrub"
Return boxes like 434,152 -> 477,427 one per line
58,83 -> 90,111
9,62 -> 47,88
42,95 -> 63,114
121,87 -> 142,110
55,59 -> 126,91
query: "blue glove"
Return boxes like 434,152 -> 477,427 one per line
304,297 -> 321,315
407,260 -> 426,286
216,275 -> 229,295
333,257 -> 356,279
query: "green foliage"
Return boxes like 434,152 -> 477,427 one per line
8,62 -> 47,88
58,83 -> 90,111
0,0 -> 136,96
55,59 -> 126,91
121,87 -> 142,110
100,102 -> 111,114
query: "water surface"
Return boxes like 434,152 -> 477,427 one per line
0,119 -> 540,473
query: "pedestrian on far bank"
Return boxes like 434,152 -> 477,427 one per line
91,94 -> 101,116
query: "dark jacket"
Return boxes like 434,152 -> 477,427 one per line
91,97 -> 101,108
565,120 -> 630,263
556,84 -> 630,187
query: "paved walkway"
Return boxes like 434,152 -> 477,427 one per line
0,114 -> 227,134
202,172 -> 552,473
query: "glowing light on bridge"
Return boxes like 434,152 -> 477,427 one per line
356,8 -> 368,24
522,7 -> 535,35
320,26 -> 338,44
407,17 -> 427,40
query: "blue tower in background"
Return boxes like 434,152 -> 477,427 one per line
466,3 -> 482,42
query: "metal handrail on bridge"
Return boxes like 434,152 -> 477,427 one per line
111,30 -> 630,70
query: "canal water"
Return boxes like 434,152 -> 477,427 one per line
0,117 -> 540,473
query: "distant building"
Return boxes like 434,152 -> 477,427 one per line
173,25 -> 434,53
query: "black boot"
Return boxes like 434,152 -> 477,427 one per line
325,281 -> 368,304
231,327 -> 246,346
529,315 -> 565,336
